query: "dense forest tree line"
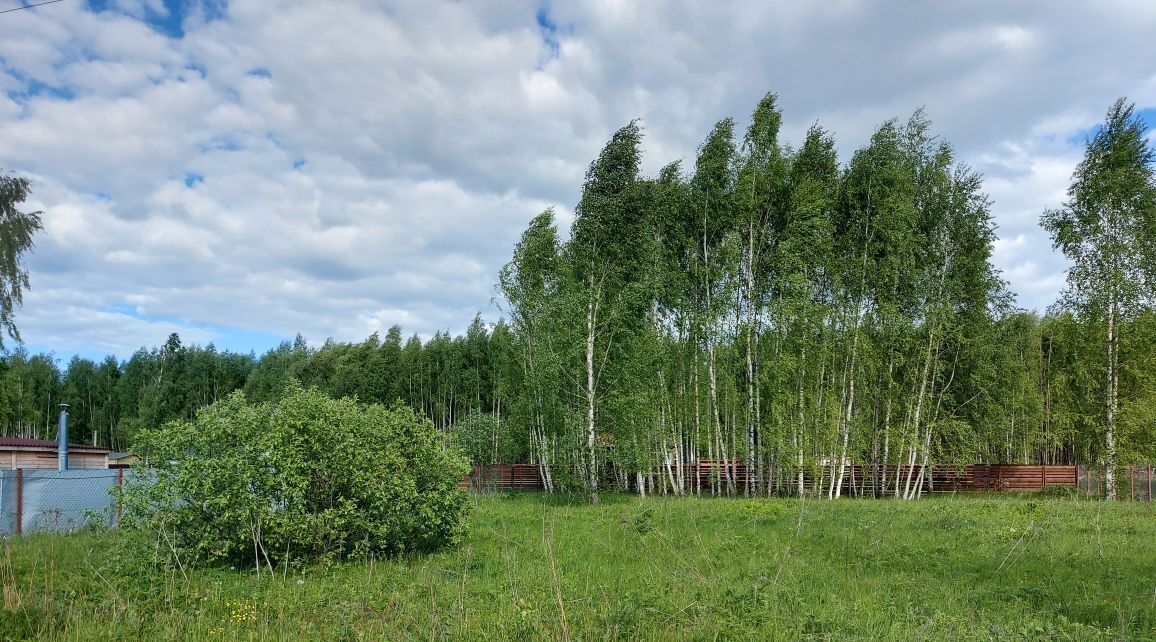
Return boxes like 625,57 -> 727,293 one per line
0,317 -> 520,454
2,306 -> 1152,482
1,96 -> 1153,499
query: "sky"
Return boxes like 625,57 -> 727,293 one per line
2,0 -> 1156,363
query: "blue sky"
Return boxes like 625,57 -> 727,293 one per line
81,0 -> 225,37
1066,107 -> 1156,148
3,1 -> 1156,364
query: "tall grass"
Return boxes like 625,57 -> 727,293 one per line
3,493 -> 1154,640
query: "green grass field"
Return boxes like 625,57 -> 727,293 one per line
3,493 -> 1155,640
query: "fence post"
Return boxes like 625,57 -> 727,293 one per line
14,468 -> 22,535
1148,463 -> 1152,503
117,467 -> 124,526
1130,466 -> 1135,502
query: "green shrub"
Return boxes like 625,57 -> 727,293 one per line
120,382 -> 470,568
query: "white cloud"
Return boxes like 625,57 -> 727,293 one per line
2,1 -> 1156,356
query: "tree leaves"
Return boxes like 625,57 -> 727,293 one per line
121,384 -> 471,567
0,169 -> 43,348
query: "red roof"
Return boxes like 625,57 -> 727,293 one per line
0,437 -> 110,453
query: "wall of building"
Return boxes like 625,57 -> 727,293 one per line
0,450 -> 108,470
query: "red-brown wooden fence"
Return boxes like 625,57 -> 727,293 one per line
458,464 -> 544,491
458,462 -> 1081,495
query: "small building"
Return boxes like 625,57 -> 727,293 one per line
0,438 -> 110,470
108,451 -> 139,469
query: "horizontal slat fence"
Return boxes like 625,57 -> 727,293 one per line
459,463 -> 1080,495
971,464 -> 1078,492
683,462 -> 1077,495
458,464 -> 544,491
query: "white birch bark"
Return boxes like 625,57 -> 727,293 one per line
585,288 -> 599,504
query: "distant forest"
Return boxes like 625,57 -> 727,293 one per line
0,321 -> 507,451
2,93 -> 1154,499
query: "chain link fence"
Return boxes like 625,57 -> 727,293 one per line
1077,464 -> 1156,501
0,469 -> 124,535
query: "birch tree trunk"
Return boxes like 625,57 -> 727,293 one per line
1105,284 -> 1118,500
586,288 -> 599,504
796,343 -> 806,498
745,218 -> 758,496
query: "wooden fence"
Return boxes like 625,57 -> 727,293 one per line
458,462 -> 1080,495
970,464 -> 1078,492
458,464 -> 544,491
684,461 -> 1077,495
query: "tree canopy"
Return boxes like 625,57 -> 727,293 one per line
0,170 -> 42,349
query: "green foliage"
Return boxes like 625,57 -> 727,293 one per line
1040,98 -> 1156,495
624,505 -> 656,534
498,92 -> 1045,502
0,169 -> 42,348
451,410 -> 523,466
1,315 -> 520,455
121,383 -> 470,568
1042,98 -> 1156,317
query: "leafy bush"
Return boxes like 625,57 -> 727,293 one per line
121,382 -> 470,568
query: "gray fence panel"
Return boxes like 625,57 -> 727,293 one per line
0,470 -> 18,533
21,469 -> 121,533
0,469 -> 124,535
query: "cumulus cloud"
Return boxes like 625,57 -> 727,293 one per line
1,0 -> 1155,358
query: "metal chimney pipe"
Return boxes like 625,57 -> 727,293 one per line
57,403 -> 69,472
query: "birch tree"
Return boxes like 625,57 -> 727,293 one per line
776,125 -> 839,496
0,170 -> 43,349
500,210 -> 563,490
566,122 -> 646,503
686,119 -> 739,495
736,94 -> 788,494
1041,98 -> 1156,499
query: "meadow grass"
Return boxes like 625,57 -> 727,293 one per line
2,492 -> 1154,640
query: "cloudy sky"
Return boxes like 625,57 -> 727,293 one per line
2,0 -> 1155,361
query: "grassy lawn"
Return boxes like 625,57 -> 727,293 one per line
2,493 -> 1154,640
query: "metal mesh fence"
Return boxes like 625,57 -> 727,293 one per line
1124,465 -> 1154,502
1077,464 -> 1155,501
0,469 -> 124,535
